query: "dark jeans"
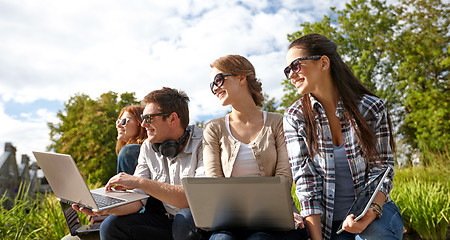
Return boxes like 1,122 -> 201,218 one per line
100,196 -> 178,240
100,212 -> 173,240
173,208 -> 211,240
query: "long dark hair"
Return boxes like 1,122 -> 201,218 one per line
289,33 -> 395,163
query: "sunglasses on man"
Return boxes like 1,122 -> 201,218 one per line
140,113 -> 169,124
284,55 -> 322,79
210,73 -> 235,94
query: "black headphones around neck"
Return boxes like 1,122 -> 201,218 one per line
151,129 -> 190,158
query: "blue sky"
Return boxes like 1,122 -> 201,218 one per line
0,0 -> 353,161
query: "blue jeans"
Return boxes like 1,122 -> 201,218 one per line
173,208 -> 211,240
331,201 -> 404,240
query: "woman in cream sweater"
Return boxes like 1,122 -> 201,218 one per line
203,54 -> 307,240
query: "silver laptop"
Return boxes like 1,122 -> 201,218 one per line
182,176 -> 295,231
33,151 -> 148,212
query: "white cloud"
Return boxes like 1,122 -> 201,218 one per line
0,0 -> 354,158
0,102 -> 57,162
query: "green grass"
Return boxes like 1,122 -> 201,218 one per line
391,165 -> 450,240
391,177 -> 449,240
0,182 -> 97,239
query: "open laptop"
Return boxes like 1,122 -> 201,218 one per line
33,151 -> 148,212
337,166 -> 392,234
59,201 -> 101,236
182,176 -> 295,231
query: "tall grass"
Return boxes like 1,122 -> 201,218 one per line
391,177 -> 449,240
0,183 -> 43,239
391,162 -> 450,240
0,183 -> 67,239
0,182 -> 97,239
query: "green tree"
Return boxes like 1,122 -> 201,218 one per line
281,0 -> 449,161
261,93 -> 283,113
283,0 -> 397,107
388,0 -> 449,156
47,92 -> 140,184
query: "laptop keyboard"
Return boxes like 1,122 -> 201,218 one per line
92,193 -> 126,209
80,222 -> 102,231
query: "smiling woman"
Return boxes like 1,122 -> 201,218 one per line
115,105 -> 147,175
199,54 -> 308,240
283,33 -> 403,240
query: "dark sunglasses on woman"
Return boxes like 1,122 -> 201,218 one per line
116,118 -> 130,127
284,55 -> 322,79
210,73 -> 235,94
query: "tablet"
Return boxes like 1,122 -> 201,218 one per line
336,166 -> 392,234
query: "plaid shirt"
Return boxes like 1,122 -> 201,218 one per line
283,94 -> 395,240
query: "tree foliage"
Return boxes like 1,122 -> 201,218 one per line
47,92 -> 140,184
283,0 -> 398,106
261,93 -> 282,113
281,0 -> 449,160
389,0 -> 449,154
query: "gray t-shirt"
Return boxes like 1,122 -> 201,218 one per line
333,144 -> 355,221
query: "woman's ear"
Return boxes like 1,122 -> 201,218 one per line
321,55 -> 330,70
239,75 -> 247,86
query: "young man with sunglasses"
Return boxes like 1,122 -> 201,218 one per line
73,87 -> 206,240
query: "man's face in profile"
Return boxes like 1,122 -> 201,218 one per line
141,103 -> 171,143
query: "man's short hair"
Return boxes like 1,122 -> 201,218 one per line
142,87 -> 190,129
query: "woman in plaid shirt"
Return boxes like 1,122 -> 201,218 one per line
283,34 -> 404,240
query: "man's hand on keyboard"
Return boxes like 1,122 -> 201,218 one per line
105,172 -> 140,191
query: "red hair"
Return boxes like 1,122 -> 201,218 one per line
115,105 -> 147,155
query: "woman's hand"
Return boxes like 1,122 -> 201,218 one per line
293,212 -> 305,229
341,208 -> 377,233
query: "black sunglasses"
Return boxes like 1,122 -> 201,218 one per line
116,117 -> 131,127
140,113 -> 169,124
284,55 -> 322,79
210,73 -> 235,94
